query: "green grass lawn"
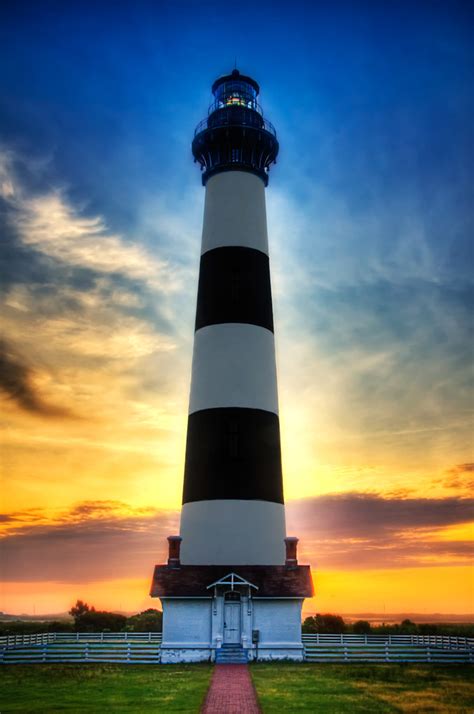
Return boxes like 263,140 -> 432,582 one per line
0,664 -> 213,713
251,663 -> 474,713
1,663 -> 473,713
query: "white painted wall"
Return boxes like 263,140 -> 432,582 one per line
201,171 -> 269,255
180,500 -> 286,565
162,598 -> 212,646
189,323 -> 278,415
253,599 -> 303,647
160,596 -> 304,662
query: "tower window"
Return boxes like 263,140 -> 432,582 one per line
228,419 -> 240,460
231,269 -> 241,305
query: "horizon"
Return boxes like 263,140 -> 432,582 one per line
2,609 -> 474,626
1,1 -> 472,617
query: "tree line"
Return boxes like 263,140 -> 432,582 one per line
0,600 -> 162,635
68,600 -> 163,632
303,613 -> 474,637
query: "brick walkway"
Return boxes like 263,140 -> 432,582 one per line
201,664 -> 260,713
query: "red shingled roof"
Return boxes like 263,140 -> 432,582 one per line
150,564 -> 314,598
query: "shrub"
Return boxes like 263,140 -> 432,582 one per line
302,614 -> 346,634
126,609 -> 162,632
352,620 -> 371,634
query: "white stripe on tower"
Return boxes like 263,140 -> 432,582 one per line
180,501 -> 286,566
201,171 -> 269,255
179,168 -> 286,566
189,324 -> 278,415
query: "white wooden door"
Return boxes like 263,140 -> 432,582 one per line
224,602 -> 241,643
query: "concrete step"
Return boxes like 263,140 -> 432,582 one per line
215,646 -> 248,664
220,647 -> 244,652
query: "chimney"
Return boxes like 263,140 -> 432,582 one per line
167,535 -> 182,567
285,537 -> 298,567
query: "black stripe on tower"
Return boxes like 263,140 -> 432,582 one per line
182,408 -> 284,504
195,247 -> 274,332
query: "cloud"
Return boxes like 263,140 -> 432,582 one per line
438,463 -> 474,494
0,493 -> 472,583
0,149 -> 191,430
0,150 -> 181,294
286,492 -> 473,569
0,339 -> 75,418
262,176 -> 473,498
0,501 -> 179,583
449,463 -> 474,473
287,492 -> 473,537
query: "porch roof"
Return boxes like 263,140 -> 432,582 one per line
150,564 -> 314,598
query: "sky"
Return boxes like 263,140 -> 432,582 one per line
0,0 -> 472,617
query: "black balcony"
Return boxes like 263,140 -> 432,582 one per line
192,108 -> 278,186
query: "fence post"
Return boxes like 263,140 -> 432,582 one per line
344,646 -> 348,662
127,643 -> 131,663
84,642 -> 89,663
385,643 -> 390,663
316,633 -> 319,645
364,634 -> 367,645
340,633 -> 343,645
149,631 -> 151,642
427,646 -> 431,663
42,645 -> 47,663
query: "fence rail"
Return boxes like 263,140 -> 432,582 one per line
0,642 -> 161,665
302,634 -> 474,650
0,632 -> 162,648
303,644 -> 473,664
302,634 -> 473,663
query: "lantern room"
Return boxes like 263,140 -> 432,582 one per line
212,69 -> 260,111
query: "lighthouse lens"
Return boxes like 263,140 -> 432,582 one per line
215,81 -> 258,111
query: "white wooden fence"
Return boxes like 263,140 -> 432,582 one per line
0,641 -> 161,665
302,634 -> 474,649
0,632 -> 162,648
302,634 -> 474,663
0,632 -> 472,664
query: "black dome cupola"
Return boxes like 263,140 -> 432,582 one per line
192,69 -> 279,186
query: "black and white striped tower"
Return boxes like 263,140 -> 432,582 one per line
179,69 -> 284,565
151,70 -> 313,662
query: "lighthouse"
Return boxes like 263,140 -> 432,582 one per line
151,69 -> 313,663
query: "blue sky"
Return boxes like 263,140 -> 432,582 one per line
0,1 -> 473,614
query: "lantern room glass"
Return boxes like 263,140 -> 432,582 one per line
214,80 -> 258,111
